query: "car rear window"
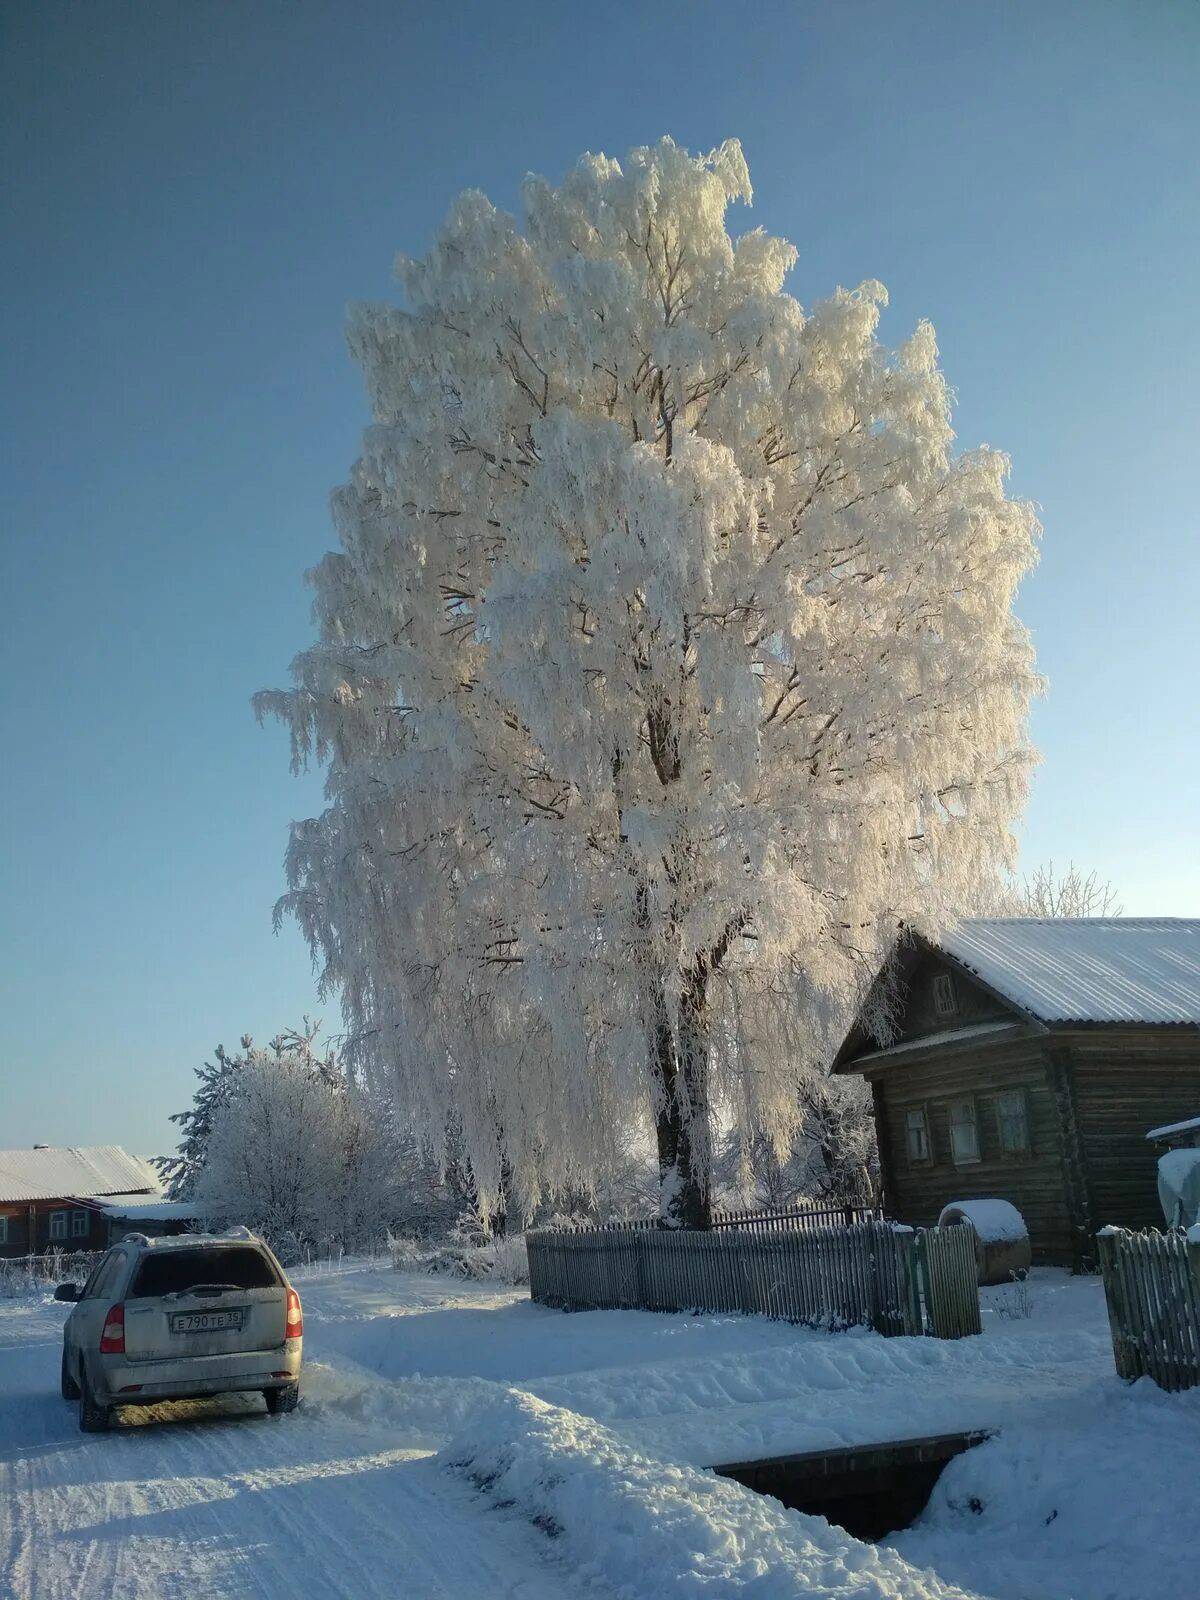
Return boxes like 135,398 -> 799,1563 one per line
130,1245 -> 279,1297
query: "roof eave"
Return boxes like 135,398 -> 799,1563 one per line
837,1018 -> 1046,1076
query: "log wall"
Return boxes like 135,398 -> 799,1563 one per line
865,1036 -> 1076,1264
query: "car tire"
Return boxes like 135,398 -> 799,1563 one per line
61,1347 -> 80,1400
264,1383 -> 299,1415
78,1366 -> 111,1433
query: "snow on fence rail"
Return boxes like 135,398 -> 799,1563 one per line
579,1203 -> 880,1235
1097,1226 -> 1200,1391
0,1250 -> 102,1297
712,1202 -> 880,1232
526,1218 -> 981,1339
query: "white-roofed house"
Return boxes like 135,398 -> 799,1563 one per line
0,1145 -> 163,1257
832,919 -> 1200,1267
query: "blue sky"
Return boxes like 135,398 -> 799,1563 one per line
3,0 -> 1197,1156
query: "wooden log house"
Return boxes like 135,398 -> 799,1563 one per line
833,919 -> 1200,1267
0,1145 -> 163,1257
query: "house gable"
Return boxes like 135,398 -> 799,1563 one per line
833,936 -> 1029,1073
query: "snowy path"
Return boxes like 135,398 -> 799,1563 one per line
0,1294 -> 583,1600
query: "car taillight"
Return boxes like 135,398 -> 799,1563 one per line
99,1303 -> 125,1354
285,1288 -> 303,1338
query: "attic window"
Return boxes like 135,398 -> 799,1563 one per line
932,973 -> 958,1018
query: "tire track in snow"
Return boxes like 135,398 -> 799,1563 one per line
0,1299 -> 587,1600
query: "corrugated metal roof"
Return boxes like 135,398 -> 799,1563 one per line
0,1145 -> 162,1204
939,918 -> 1200,1025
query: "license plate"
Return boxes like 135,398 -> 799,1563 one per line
170,1308 -> 244,1335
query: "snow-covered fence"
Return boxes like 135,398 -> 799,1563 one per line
527,1219 -> 981,1339
1097,1227 -> 1200,1391
0,1250 -> 102,1298
580,1204 -> 879,1236
712,1202 -> 880,1233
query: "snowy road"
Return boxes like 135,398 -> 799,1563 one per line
0,1291 -> 578,1600
4,1264 -> 1199,1600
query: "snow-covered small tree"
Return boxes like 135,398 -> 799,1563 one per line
158,1022 -> 335,1199
193,1042 -> 403,1255
257,137 -> 1040,1227
1020,862 -> 1122,918
158,1037 -> 251,1199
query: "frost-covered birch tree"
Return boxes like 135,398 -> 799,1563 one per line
257,138 -> 1040,1228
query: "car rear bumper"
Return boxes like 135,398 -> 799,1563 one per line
92,1341 -> 302,1405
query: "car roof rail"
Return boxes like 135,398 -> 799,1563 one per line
222,1225 -> 256,1241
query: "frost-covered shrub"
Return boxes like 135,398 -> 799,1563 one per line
387,1231 -> 529,1284
992,1276 -> 1035,1321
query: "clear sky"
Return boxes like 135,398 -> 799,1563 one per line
2,0 -> 1197,1158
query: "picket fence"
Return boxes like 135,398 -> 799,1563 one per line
526,1217 -> 981,1339
1096,1226 -> 1200,1392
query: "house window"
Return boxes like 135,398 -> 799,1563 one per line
0,1217 -> 8,1245
71,1210 -> 90,1239
996,1089 -> 1031,1155
932,973 -> 958,1018
949,1099 -> 981,1165
904,1106 -> 931,1163
49,1210 -> 68,1241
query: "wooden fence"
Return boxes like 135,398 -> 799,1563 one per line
527,1218 -> 981,1339
1096,1227 -> 1200,1391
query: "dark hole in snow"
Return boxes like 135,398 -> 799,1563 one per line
716,1430 -> 992,1543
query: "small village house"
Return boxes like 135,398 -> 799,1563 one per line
0,1145 -> 197,1256
833,919 -> 1200,1267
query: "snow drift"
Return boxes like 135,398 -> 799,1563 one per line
443,1387 -> 971,1599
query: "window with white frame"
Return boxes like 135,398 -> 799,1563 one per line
904,1106 -> 931,1163
71,1210 -> 90,1238
932,973 -> 958,1018
949,1099 -> 980,1164
996,1089 -> 1031,1155
49,1210 -> 68,1241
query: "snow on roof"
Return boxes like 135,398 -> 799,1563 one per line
938,918 -> 1200,1026
0,1145 -> 162,1203
1146,1115 -> 1200,1142
846,1019 -> 1021,1066
92,1199 -> 204,1222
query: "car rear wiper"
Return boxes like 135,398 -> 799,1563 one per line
170,1282 -> 243,1298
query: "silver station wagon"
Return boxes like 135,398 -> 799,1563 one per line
56,1228 -> 303,1431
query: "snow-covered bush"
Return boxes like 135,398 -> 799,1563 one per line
191,1041 -> 454,1257
259,136 -> 1040,1229
164,1022 -> 463,1251
385,1227 -> 529,1283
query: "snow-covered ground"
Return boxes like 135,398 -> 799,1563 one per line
2,1262 -> 1197,1598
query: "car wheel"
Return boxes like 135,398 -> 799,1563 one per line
61,1347 -> 80,1400
78,1366 -> 110,1433
264,1382 -> 299,1415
